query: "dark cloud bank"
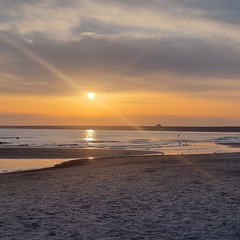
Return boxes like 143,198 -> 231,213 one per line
1,32 -> 240,95
1,0 -> 240,96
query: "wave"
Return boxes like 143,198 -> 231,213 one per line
131,139 -> 149,143
215,135 -> 240,143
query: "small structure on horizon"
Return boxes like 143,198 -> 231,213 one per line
156,124 -> 162,130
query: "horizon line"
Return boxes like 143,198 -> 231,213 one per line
0,125 -> 240,132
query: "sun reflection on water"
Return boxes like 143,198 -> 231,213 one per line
85,129 -> 95,142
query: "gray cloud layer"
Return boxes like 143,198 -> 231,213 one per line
1,0 -> 240,98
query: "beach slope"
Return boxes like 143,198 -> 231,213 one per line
1,152 -> 240,239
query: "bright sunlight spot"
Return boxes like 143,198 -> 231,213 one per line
87,92 -> 96,99
85,129 -> 95,142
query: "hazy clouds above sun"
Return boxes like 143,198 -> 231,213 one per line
1,0 -> 240,100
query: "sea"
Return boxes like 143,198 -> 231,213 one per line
0,127 -> 240,173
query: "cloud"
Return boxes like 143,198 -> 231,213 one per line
1,30 -> 240,98
1,0 -> 240,42
0,0 -> 82,40
1,0 -> 240,100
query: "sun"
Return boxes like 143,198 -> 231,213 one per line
87,92 -> 95,99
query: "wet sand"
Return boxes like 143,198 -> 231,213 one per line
0,148 -> 159,173
218,142 -> 240,148
1,151 -> 240,239
0,147 -> 157,159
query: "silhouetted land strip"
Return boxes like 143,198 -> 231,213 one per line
0,148 -> 155,159
1,126 -> 240,132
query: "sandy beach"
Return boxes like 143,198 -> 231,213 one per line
1,149 -> 240,239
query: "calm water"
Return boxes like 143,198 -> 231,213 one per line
0,128 -> 240,172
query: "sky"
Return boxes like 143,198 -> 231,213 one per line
0,0 -> 240,126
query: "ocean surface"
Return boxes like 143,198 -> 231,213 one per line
0,128 -> 240,173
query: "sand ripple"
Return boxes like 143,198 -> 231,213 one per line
1,153 -> 240,239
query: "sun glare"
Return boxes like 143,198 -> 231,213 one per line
87,92 -> 95,99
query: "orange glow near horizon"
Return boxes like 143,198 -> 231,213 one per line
1,91 -> 240,126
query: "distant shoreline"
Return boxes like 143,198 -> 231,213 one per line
0,125 -> 240,132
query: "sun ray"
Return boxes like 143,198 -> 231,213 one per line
1,32 -> 79,90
